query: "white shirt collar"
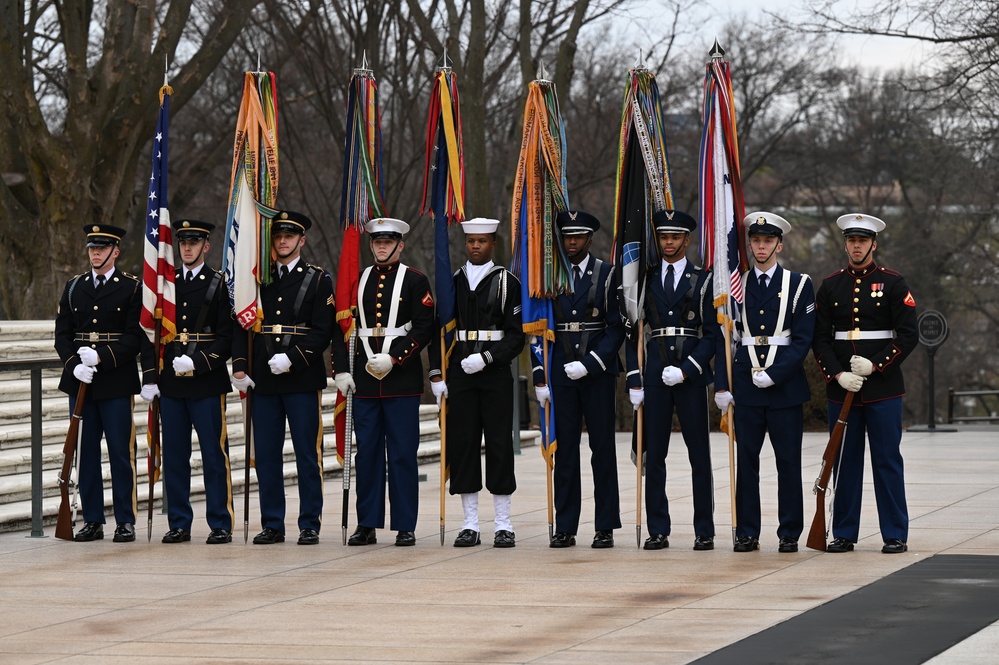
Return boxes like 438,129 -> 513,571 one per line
277,256 -> 301,274
92,268 -> 115,283
571,254 -> 590,277
464,260 -> 495,291
183,263 -> 206,279
662,257 -> 687,287
754,264 -> 777,280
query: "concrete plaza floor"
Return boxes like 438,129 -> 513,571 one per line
1,427 -> 997,664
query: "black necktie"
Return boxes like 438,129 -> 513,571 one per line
759,273 -> 769,290
573,266 -> 582,283
280,265 -> 289,280
664,264 -> 675,299
186,270 -> 194,283
95,274 -> 106,290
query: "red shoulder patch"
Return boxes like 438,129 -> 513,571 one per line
903,291 -> 916,307
422,291 -> 435,307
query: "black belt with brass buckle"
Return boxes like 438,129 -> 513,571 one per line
74,332 -> 122,343
260,324 -> 310,335
174,332 -> 216,344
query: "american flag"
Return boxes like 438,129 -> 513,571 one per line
139,87 -> 177,345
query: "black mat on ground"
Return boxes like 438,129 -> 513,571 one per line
693,554 -> 999,664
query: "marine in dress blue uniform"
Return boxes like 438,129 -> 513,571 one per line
54,224 -> 143,542
333,218 -> 436,548
714,212 -> 816,553
139,220 -> 235,544
625,209 -> 718,551
231,210 -> 334,546
813,213 -> 918,554
533,210 -> 623,549
429,218 -> 525,549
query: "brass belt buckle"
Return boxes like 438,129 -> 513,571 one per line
372,326 -> 385,338
272,324 -> 282,335
88,332 -> 99,342
756,335 -> 769,345
177,332 -> 189,344
467,331 -> 478,341
847,330 -> 861,341
567,322 -> 581,333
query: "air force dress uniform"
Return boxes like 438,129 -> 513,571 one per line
54,224 -> 143,541
534,210 -> 623,547
140,220 -> 235,544
625,210 -> 718,549
714,212 -> 815,552
231,210 -> 334,544
813,213 -> 918,553
333,218 -> 436,546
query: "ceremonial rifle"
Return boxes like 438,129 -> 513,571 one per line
806,392 -> 855,551
55,383 -> 87,540
341,325 -> 357,546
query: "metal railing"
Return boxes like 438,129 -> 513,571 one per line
0,357 -> 64,538
947,388 -> 999,424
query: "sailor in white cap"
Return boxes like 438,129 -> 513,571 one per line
813,213 -> 918,554
714,211 -> 816,553
334,217 -> 436,547
429,217 -> 525,548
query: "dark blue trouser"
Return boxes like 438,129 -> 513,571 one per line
353,396 -> 420,531
160,395 -> 234,533
252,391 -> 324,533
552,373 -> 621,534
829,398 -> 908,542
733,404 -> 804,540
69,395 -> 137,525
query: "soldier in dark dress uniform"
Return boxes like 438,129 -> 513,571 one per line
714,212 -> 815,553
231,210 -> 333,545
140,219 -> 235,544
813,213 -> 918,554
533,210 -> 623,549
429,218 -> 525,549
333,218 -> 436,547
54,224 -> 143,542
625,209 -> 718,551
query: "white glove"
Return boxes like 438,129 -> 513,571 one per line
268,353 -> 292,374
73,364 -> 96,384
232,374 -> 255,392
629,388 -> 645,410
140,384 -> 160,402
535,385 -> 550,408
714,390 -> 734,411
460,353 -> 487,374
367,353 -> 394,374
850,355 -> 874,377
172,354 -> 195,374
837,371 -> 865,393
752,370 -> 775,388
661,366 -> 684,386
77,347 -> 99,367
563,361 -> 588,381
334,372 -> 355,396
430,380 -> 448,407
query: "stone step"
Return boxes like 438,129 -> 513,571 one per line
0,320 -> 55,344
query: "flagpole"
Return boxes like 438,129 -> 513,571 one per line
724,317 -> 737,547
439,335 -> 448,546
635,319 -> 645,547
542,336 -> 554,541
243,332 -> 253,544
147,319 -> 162,542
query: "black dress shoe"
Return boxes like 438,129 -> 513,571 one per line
591,531 -> 614,549
550,532 -> 576,548
298,528 -> 320,545
252,527 -> 285,544
112,523 -> 135,543
643,533 -> 669,550
74,522 -> 104,542
733,536 -> 760,552
453,529 -> 481,547
161,528 -> 191,544
693,535 -> 714,551
347,526 -> 377,546
778,537 -> 799,553
395,531 -> 416,546
882,538 -> 908,554
206,529 -> 232,544
826,537 -> 854,553
493,530 -> 516,548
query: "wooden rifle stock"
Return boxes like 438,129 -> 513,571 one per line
55,383 -> 88,540
805,392 -> 855,551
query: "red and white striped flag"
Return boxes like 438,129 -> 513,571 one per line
140,85 -> 177,345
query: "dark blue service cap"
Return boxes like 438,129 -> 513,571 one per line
653,209 -> 696,234
172,219 -> 215,240
556,209 -> 601,235
84,224 -> 126,247
271,210 -> 312,234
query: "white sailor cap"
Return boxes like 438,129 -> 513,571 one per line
744,211 -> 791,237
836,213 -> 886,238
364,217 -> 410,238
461,218 -> 500,234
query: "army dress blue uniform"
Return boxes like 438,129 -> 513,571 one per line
232,227 -> 333,540
54,225 -> 143,535
813,214 -> 918,550
715,214 -> 816,549
332,254 -> 435,535
140,220 -> 234,542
